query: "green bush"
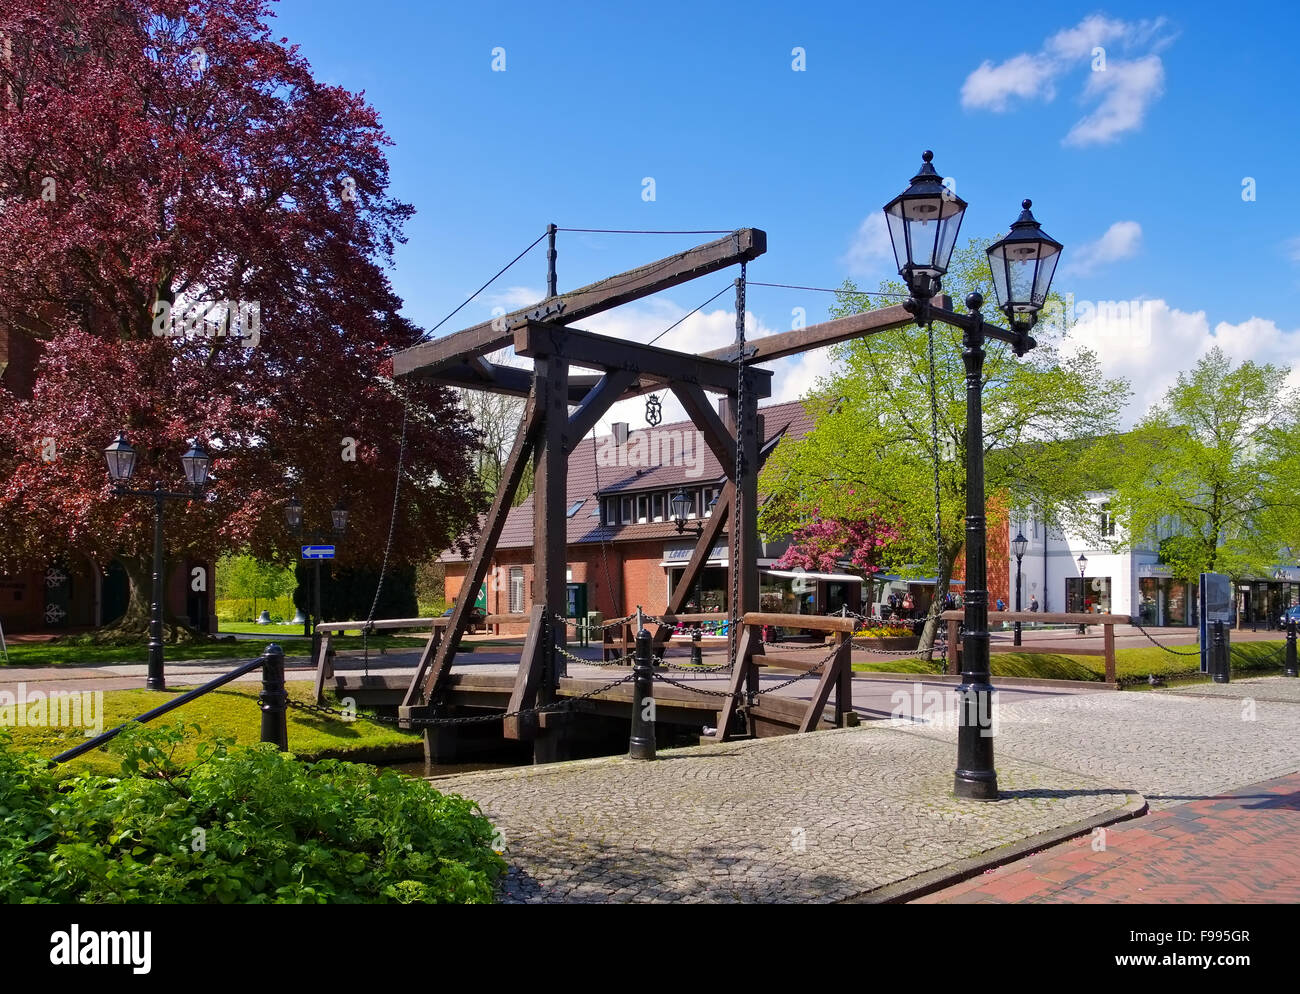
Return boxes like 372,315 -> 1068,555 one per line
0,724 -> 504,904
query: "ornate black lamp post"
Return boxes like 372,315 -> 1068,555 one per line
883,151 -> 1063,801
1012,531 -> 1028,646
104,433 -> 211,690
285,496 -> 348,662
1076,554 -> 1088,634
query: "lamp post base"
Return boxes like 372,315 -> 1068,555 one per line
954,769 -> 1000,800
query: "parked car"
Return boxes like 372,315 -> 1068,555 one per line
1278,605 -> 1300,630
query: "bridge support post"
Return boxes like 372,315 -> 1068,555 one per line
629,621 -> 656,760
259,643 -> 288,751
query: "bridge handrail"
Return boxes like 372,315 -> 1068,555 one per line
741,612 -> 857,633
939,610 -> 1131,625
51,649 -> 280,765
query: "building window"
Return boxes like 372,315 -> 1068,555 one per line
637,494 -> 649,523
620,496 -> 634,524
566,499 -> 585,518
1098,504 -> 1115,538
508,567 -> 525,614
652,493 -> 665,521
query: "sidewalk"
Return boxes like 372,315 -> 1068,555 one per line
914,771 -> 1300,903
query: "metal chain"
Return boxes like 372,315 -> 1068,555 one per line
362,396 -> 410,677
730,263 -> 745,676
1127,619 -> 1204,656
926,320 -> 944,583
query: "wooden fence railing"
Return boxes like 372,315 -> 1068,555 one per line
715,612 -> 856,741
312,613 -> 531,703
939,610 -> 1131,683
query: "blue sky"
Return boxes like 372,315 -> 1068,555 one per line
272,0 -> 1299,426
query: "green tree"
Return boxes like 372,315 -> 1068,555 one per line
760,238 -> 1129,655
1107,347 -> 1298,582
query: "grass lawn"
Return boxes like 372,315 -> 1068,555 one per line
852,640 -> 1288,684
5,679 -> 421,777
2,633 -> 415,667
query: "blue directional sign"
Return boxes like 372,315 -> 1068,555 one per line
301,545 -> 335,560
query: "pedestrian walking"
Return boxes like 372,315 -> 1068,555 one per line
1029,595 -> 1039,612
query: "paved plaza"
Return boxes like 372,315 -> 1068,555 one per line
431,677 -> 1300,903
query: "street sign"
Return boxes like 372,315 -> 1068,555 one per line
1199,572 -> 1231,673
301,545 -> 335,560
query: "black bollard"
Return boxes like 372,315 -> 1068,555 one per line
628,625 -> 656,760
1286,621 -> 1298,678
691,624 -> 703,667
259,643 -> 289,750
1212,621 -> 1230,684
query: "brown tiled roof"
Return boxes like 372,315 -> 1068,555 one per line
440,398 -> 814,560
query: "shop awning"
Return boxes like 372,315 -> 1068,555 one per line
761,569 -> 864,584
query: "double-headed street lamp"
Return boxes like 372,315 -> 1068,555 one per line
883,150 -> 1063,800
104,433 -> 211,690
1013,531 -> 1028,646
285,496 -> 348,661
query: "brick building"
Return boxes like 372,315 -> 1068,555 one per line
442,396 -> 1017,634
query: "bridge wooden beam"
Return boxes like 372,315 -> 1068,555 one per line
513,321 -> 772,398
392,228 -> 767,377
405,392 -> 541,708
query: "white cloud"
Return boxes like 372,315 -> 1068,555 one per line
1286,237 -> 1300,265
1063,299 -> 1300,425
1063,55 -> 1165,147
1063,221 -> 1143,275
961,53 -> 1057,111
961,15 -> 1174,145
1045,14 -> 1139,59
842,213 -> 895,277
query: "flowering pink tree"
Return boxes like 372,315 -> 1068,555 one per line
775,508 -> 901,578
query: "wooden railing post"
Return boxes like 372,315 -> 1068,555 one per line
1103,622 -> 1116,684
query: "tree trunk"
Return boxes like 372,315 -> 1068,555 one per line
917,540 -> 959,663
92,554 -> 206,645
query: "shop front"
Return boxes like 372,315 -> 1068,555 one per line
1066,575 -> 1112,615
1136,565 -> 1193,626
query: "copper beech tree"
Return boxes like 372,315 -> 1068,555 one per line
0,0 -> 482,639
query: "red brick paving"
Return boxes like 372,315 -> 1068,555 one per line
915,772 -> 1300,903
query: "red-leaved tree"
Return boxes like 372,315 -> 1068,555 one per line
0,0 -> 483,638
775,506 -> 903,602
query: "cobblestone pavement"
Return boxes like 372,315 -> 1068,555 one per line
896,679 -> 1300,810
1162,677 -> 1300,704
434,727 -> 1131,904
433,678 -> 1300,903
916,770 -> 1300,903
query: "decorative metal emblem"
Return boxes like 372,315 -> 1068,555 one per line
45,566 -> 68,588
645,394 -> 662,427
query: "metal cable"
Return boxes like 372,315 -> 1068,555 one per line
425,230 -> 550,338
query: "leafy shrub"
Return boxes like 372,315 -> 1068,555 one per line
0,724 -> 504,903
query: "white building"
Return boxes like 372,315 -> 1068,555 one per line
1008,494 -> 1195,625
